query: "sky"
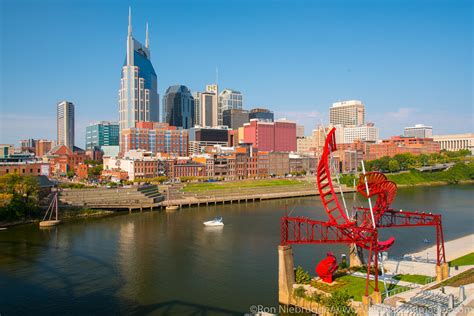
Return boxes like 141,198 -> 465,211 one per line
0,0 -> 472,148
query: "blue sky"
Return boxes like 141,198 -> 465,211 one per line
0,0 -> 472,148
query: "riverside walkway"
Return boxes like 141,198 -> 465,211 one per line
158,181 -> 356,208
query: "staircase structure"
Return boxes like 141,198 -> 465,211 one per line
58,185 -> 164,210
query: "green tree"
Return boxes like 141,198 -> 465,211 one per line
295,266 -> 312,284
0,175 -> 39,220
324,290 -> 356,316
388,159 -> 400,173
88,164 -> 103,179
66,170 -> 75,179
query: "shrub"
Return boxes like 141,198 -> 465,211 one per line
324,291 -> 356,316
293,286 -> 306,299
295,266 -> 312,284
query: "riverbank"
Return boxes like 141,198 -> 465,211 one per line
340,162 -> 474,187
0,209 -> 117,228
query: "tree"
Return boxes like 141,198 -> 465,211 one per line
295,266 -> 312,284
0,175 -> 39,220
324,291 -> 356,316
88,164 -> 103,179
388,159 -> 400,173
66,170 -> 75,179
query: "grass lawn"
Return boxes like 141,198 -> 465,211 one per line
449,252 -> 474,267
183,179 -> 304,192
311,274 -> 407,301
430,268 -> 474,289
393,274 -> 431,284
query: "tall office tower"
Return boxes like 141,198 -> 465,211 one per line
57,101 -> 75,149
85,121 -> 120,150
329,100 -> 365,126
119,8 -> 159,145
404,124 -> 433,138
163,85 -> 195,129
249,108 -> 274,122
222,109 -> 249,129
192,92 -> 201,126
198,84 -> 218,127
218,89 -> 243,125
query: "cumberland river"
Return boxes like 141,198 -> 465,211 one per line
0,184 -> 473,314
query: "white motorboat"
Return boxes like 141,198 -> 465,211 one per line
203,216 -> 224,227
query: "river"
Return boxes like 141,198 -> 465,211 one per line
0,184 -> 473,314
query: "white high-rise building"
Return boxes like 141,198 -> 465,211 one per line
57,101 -> 75,149
404,124 -> 433,138
218,89 -> 243,125
119,8 -> 159,137
197,84 -> 218,127
342,124 -> 379,144
329,100 -> 365,126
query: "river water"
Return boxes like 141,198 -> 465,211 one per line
0,184 -> 473,314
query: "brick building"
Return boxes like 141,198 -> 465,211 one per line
120,122 -> 188,156
365,136 -> 440,160
243,119 -> 296,152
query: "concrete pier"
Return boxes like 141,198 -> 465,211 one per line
278,245 -> 295,305
436,262 -> 450,281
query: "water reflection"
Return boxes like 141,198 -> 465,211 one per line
0,184 -> 472,314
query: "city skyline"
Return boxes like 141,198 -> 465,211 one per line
1,0 -> 472,147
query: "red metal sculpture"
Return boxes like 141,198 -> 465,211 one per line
316,252 -> 338,283
280,127 -> 446,297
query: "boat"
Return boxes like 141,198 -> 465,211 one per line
0,227 -> 7,231
39,220 -> 61,227
166,205 -> 179,212
39,191 -> 61,228
203,216 -> 224,226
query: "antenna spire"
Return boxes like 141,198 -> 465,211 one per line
128,6 -> 132,36
145,22 -> 149,48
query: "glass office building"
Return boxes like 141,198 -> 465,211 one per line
163,85 -> 195,129
86,121 -> 119,150
119,8 -> 159,140
218,89 -> 243,125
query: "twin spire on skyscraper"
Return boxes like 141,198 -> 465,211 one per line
128,7 -> 149,48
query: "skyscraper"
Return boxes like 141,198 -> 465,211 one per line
86,121 -> 120,150
192,92 -> 201,126
163,85 -> 195,129
197,84 -> 218,127
57,101 -> 75,149
329,100 -> 365,126
119,8 -> 159,144
218,89 -> 243,125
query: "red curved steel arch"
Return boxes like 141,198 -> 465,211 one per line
316,128 -> 349,225
281,126 -> 446,296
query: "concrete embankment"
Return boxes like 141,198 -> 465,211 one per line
384,234 -> 474,277
160,186 -> 356,208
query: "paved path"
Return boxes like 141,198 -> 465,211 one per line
382,234 -> 474,277
406,234 -> 474,262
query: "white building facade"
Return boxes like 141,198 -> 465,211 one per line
57,100 -> 75,149
432,133 -> 474,154
329,100 -> 365,126
343,124 -> 379,144
404,124 -> 433,138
